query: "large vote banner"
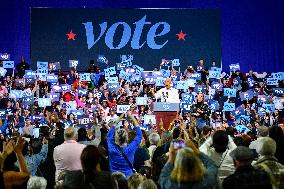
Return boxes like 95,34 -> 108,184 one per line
31,8 -> 221,71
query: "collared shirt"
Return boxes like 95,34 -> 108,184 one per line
155,87 -> 180,103
53,140 -> 86,181
22,125 -> 34,136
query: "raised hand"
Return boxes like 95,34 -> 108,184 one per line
14,137 -> 25,155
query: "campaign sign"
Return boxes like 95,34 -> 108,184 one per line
69,60 -> 79,68
209,70 -> 220,79
46,74 -> 58,83
22,96 -> 34,106
240,91 -> 254,101
155,78 -> 165,87
235,125 -> 250,133
133,65 -> 144,76
60,84 -> 71,92
120,54 -> 134,67
38,98 -> 51,107
107,82 -> 119,92
271,72 -> 284,80
180,101 -> 191,112
210,67 -> 222,72
104,66 -> 116,77
209,100 -> 219,110
237,115 -> 250,125
3,61 -> 14,68
80,73 -> 91,81
223,88 -> 237,97
107,77 -> 118,83
97,55 -> 108,64
181,93 -> 195,103
152,71 -> 163,77
30,115 -> 44,123
119,70 -> 129,80
144,114 -> 156,124
37,61 -> 48,69
51,85 -> 62,93
273,88 -> 284,96
145,76 -> 155,85
130,75 -> 142,83
171,59 -> 180,67
262,104 -> 275,113
15,79 -> 25,87
209,88 -> 216,96
175,81 -> 189,90
117,105 -> 130,113
191,73 -> 201,80
77,115 -> 93,129
25,70 -> 36,79
49,62 -> 61,71
233,106 -> 245,118
78,88 -> 88,97
267,78 -> 278,86
258,107 -> 266,116
125,67 -> 136,74
257,95 -> 268,104
93,91 -> 103,99
69,110 -> 84,117
247,77 -> 254,88
186,79 -> 196,87
0,67 -> 7,77
211,82 -> 223,91
0,110 -> 6,119
37,73 -> 47,81
136,97 -> 148,106
161,69 -> 171,78
116,63 -> 126,70
223,102 -> 235,111
22,89 -> 33,97
47,93 -> 60,101
26,78 -> 35,85
10,90 -> 22,99
194,85 -> 207,93
0,53 -> 10,60
229,63 -> 240,72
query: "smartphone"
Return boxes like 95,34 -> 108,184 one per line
33,128 -> 40,138
172,139 -> 186,149
174,120 -> 180,127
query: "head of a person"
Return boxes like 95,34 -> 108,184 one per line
212,130 -> 229,153
171,147 -> 205,183
64,127 -> 77,141
197,93 -> 204,103
81,145 -> 101,173
148,133 -> 160,146
230,146 -> 254,168
198,58 -> 204,66
172,127 -> 181,140
27,176 -> 47,189
165,78 -> 171,89
258,126 -> 269,137
111,172 -> 128,189
160,131 -> 173,145
269,126 -> 284,143
77,127 -> 88,142
138,179 -> 157,189
256,137 -> 276,156
115,127 -> 128,146
128,173 -> 145,189
25,117 -> 31,126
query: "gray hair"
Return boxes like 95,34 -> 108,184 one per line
258,126 -> 269,137
256,137 -> 276,156
138,179 -> 157,189
148,133 -> 160,146
115,127 -> 128,146
64,127 -> 77,140
27,176 -> 47,189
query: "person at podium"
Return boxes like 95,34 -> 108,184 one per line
152,78 -> 180,103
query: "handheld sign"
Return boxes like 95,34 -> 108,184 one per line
223,102 -> 235,111
3,61 -> 14,69
223,88 -> 237,97
117,105 -> 130,113
209,100 -> 219,110
136,97 -> 148,106
38,98 -> 51,107
144,115 -> 156,124
37,61 -> 48,69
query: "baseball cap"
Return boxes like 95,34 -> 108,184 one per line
229,146 -> 254,161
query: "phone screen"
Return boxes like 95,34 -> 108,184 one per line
172,139 -> 186,149
33,128 -> 40,138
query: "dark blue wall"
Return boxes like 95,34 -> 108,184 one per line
0,0 -> 283,72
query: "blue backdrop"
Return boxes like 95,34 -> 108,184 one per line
0,0 -> 283,72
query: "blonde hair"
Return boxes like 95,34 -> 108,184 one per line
128,173 -> 146,189
171,147 -> 205,183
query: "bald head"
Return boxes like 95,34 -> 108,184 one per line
64,127 -> 77,141
165,78 -> 171,89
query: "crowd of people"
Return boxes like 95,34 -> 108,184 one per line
0,57 -> 283,189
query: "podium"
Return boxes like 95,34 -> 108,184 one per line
153,102 -> 179,132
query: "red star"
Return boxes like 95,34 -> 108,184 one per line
66,30 -> 76,40
176,30 -> 187,40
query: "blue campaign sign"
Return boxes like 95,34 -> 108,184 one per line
258,107 -> 266,116
267,78 -> 278,86
107,82 -> 119,92
247,77 -> 254,88
161,69 -> 171,78
155,78 -> 165,87
180,101 -> 192,112
191,73 -> 201,80
22,89 -> 33,97
125,67 -> 136,74
223,102 -> 235,111
186,79 -> 196,87
119,70 -> 129,80
117,105 -> 130,113
194,84 -> 207,93
209,100 -> 219,110
181,93 -> 195,103
133,65 -> 144,75
210,67 -> 222,72
38,98 -> 51,107
51,85 -> 62,93
37,61 -> 48,69
80,73 -> 91,81
237,115 -> 250,125
262,104 -> 275,113
37,68 -> 48,75
229,63 -> 240,72
60,84 -> 71,92
136,97 -> 148,105
47,93 -> 60,101
15,79 -> 25,87
120,54 -> 134,67
233,105 -> 245,118
26,78 -> 35,85
176,81 -> 188,90
49,62 -> 61,71
0,109 -> 6,119
0,67 -> 7,77
0,53 -> 10,60
97,55 -> 108,64
77,115 -> 93,129
78,88 -> 88,97
235,125 -> 250,133
22,96 -> 34,105
271,72 -> 284,80
107,76 -> 118,83
69,60 -> 79,68
209,70 -> 220,79
3,61 -> 14,68
152,71 -> 163,77
10,90 -> 22,99
46,74 -> 58,83
69,110 -> 84,117
223,88 -> 237,97
145,76 -> 155,84
240,90 -> 254,101
144,114 -> 156,124
171,59 -> 180,67
25,70 -> 36,79
116,63 -> 127,70
93,91 -> 103,99
257,95 -> 268,104
273,88 -> 284,96
130,74 -> 142,83
211,82 -> 223,91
